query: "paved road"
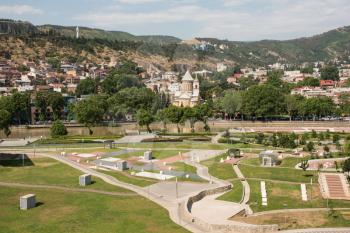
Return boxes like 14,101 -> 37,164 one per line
0,181 -> 137,196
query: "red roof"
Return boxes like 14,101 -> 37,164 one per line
320,80 -> 334,86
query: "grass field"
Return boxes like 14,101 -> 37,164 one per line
232,210 -> 350,230
239,164 -> 316,183
101,170 -> 157,187
201,153 -> 237,180
171,162 -> 197,174
0,187 -> 188,233
248,180 -> 350,213
0,157 -> 130,193
217,180 -> 243,203
117,142 -> 232,150
115,150 -> 185,160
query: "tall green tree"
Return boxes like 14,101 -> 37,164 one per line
242,85 -> 285,119
219,90 -> 242,119
76,77 -> 99,96
0,109 -> 11,137
135,108 -> 154,133
74,96 -> 106,135
321,65 -> 339,81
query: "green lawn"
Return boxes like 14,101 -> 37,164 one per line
0,157 -> 130,193
102,170 -> 157,187
217,180 -> 243,203
201,153 -> 237,180
239,157 -> 260,166
248,180 -> 350,213
0,187 -> 188,233
118,142 -> 232,150
116,150 -> 184,160
239,164 -> 316,183
171,162 -> 197,174
280,157 -> 310,168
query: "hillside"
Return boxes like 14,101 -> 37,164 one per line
1,19 -> 350,69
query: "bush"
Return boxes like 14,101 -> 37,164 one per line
218,138 -> 240,144
141,137 -> 183,143
50,120 -> 68,138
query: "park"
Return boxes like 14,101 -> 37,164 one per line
1,124 -> 350,233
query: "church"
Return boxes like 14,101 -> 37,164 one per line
171,71 -> 200,107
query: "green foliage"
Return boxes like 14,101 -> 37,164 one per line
101,73 -> 142,95
305,141 -> 315,152
242,84 -> 285,118
333,134 -> 340,143
321,65 -> 340,81
0,109 -> 11,137
218,90 -> 242,118
299,160 -> 310,171
50,120 -> 68,137
297,76 -> 320,87
76,77 -> 99,96
108,87 -> 158,119
135,109 -> 154,132
74,96 -> 107,134
342,158 -> 350,173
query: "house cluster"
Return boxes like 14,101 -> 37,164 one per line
0,59 -> 110,96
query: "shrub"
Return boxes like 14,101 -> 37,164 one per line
50,120 -> 68,138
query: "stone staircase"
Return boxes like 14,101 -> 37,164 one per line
319,173 -> 350,200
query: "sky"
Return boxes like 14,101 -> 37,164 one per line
1,0 -> 350,41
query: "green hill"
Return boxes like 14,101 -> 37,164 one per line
38,25 -> 139,41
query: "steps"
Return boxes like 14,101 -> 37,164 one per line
320,173 -> 350,200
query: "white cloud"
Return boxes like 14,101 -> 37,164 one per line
0,4 -> 42,15
74,0 -> 350,40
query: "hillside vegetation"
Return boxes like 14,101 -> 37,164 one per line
1,19 -> 350,67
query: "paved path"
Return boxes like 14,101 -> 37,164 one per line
41,153 -> 204,233
0,181 -> 137,196
115,134 -> 155,143
233,164 -> 251,205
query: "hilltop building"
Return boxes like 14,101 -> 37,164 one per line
171,71 -> 200,107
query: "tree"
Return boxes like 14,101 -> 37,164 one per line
299,160 -> 310,171
35,91 -> 49,121
0,110 -> 11,137
101,73 -> 142,95
242,85 -> 285,119
342,158 -> 350,176
182,107 -> 198,133
194,103 -> 213,132
76,77 -> 98,96
296,76 -> 320,87
135,109 -> 154,133
48,92 -> 65,120
333,134 -> 340,143
156,109 -> 169,131
163,106 -> 184,133
255,133 -> 265,144
237,76 -> 258,90
50,120 -> 68,138
321,65 -> 339,81
108,87 -> 158,120
285,95 -> 302,121
219,90 -> 242,119
305,141 -> 315,152
74,97 -> 106,135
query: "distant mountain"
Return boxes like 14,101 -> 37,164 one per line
138,35 -> 181,44
197,26 -> 350,65
38,25 -> 139,41
1,19 -> 350,68
0,19 -> 38,35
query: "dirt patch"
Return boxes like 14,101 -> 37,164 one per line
232,211 -> 328,230
270,186 -> 300,199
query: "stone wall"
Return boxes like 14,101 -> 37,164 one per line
180,185 -> 279,233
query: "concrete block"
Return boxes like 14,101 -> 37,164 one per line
144,151 -> 152,160
20,194 -> 36,210
79,174 -> 92,186
117,160 -> 127,171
